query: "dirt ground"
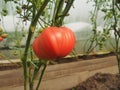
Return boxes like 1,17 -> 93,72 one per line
0,49 -> 119,90
68,73 -> 120,90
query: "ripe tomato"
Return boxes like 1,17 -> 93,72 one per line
0,36 -> 3,42
32,26 -> 76,60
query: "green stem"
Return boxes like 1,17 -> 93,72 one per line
29,48 -> 34,90
112,0 -> 120,37
55,0 -> 64,18
33,0 -> 50,26
36,62 -> 47,90
52,0 -> 61,26
59,0 -> 74,26
112,0 -> 120,73
52,0 -> 74,26
22,1 -> 50,90
86,1 -> 99,54
22,23 -> 36,90
115,0 -> 120,11
54,0 -> 64,25
29,67 -> 32,90
30,61 -> 42,90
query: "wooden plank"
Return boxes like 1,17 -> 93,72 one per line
0,85 -> 24,90
0,71 -> 89,90
0,56 -> 118,90
40,66 -> 119,90
0,56 -> 116,69
0,68 -> 23,87
0,66 -> 118,90
46,56 -> 116,72
0,56 -> 114,85
40,71 -> 89,90
89,65 -> 119,77
43,58 -> 117,80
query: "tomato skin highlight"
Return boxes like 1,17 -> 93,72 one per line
32,26 -> 76,60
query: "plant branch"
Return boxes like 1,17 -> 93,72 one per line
33,0 -> 50,26
59,0 -> 74,26
30,61 -> 43,90
86,1 -> 99,54
52,0 -> 61,26
36,61 -> 47,90
52,0 -> 74,26
112,0 -> 120,38
112,0 -> 120,73
115,1 -> 120,11
22,1 -> 50,90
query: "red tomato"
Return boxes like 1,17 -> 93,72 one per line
0,36 -> 3,42
32,26 -> 76,60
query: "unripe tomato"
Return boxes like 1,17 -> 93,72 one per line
1,33 -> 8,38
32,26 -> 76,60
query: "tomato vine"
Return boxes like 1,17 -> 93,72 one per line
87,0 -> 120,72
1,0 -> 75,90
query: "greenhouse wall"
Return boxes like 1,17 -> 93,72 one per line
0,0 -> 119,55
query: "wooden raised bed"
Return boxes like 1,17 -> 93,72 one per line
0,56 -> 119,90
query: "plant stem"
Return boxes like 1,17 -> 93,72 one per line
86,1 -> 99,54
112,0 -> 120,73
54,0 -> 64,26
112,0 -> 120,37
36,62 -> 47,90
59,0 -> 74,26
55,0 -> 64,18
30,61 -> 42,90
29,48 -> 34,90
33,0 -> 50,26
22,1 -> 50,90
52,0 -> 61,26
29,67 -> 32,90
22,25 -> 34,90
52,0 -> 74,26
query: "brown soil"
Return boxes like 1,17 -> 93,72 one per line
68,73 -> 120,90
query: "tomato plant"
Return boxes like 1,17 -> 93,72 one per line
2,0 -> 75,90
32,26 -> 76,60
